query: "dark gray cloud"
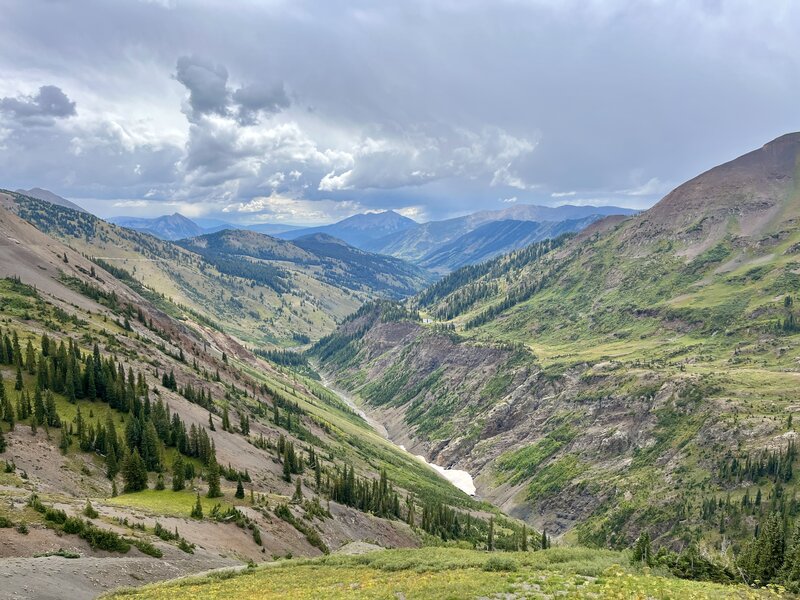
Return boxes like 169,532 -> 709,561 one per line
0,85 -> 76,125
0,1 -> 798,222
175,56 -> 230,120
233,83 -> 290,125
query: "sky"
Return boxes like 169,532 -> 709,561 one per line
0,0 -> 798,225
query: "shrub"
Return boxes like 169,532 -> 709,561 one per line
83,501 -> 99,519
178,538 -> 195,554
0,515 -> 13,528
483,556 -> 519,572
132,539 -> 163,558
62,517 -> 86,535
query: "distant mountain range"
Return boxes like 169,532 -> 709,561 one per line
417,216 -> 604,273
23,186 -> 635,271
110,214 -> 301,240
362,204 -> 638,265
276,210 -> 418,247
109,213 -> 205,240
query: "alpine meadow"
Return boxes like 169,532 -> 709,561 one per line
2,2 -> 800,599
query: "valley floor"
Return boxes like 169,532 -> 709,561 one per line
104,547 -> 778,600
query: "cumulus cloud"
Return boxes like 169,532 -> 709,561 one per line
0,85 -> 76,125
175,55 -> 290,127
223,193 -> 365,224
175,56 -> 230,120
233,82 -> 290,125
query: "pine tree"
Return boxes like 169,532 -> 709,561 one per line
206,461 -> 222,498
521,524 -> 528,551
283,449 -> 292,482
14,365 -> 23,391
25,341 -> 36,375
222,405 -> 230,431
487,517 -> 494,551
155,473 -> 165,490
208,412 -> 215,431
106,447 -> 119,480
541,530 -> 549,550
172,455 -> 185,491
292,478 -> 303,503
631,531 -> 652,566
191,493 -> 203,519
122,448 -> 148,492
0,426 -> 6,453
111,479 -> 118,497
235,476 -> 245,499
59,427 -> 71,454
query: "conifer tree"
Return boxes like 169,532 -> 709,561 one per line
122,448 -> 148,492
14,365 -> 23,391
521,524 -> 528,551
172,455 -> 185,491
105,446 -> 118,480
235,476 -> 245,499
59,427 -> 70,454
632,531 -> 652,566
206,461 -> 222,498
292,478 -> 303,503
222,405 -> 230,431
191,493 -> 203,519
0,426 -> 6,453
487,517 -> 494,551
282,452 -> 292,482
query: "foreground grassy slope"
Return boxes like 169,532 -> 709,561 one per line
314,134 -> 800,552
106,547 -> 776,599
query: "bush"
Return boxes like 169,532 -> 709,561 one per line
178,538 -> 195,554
0,515 -> 13,528
81,525 -> 130,553
132,539 -> 163,558
83,501 -> 99,519
483,556 -> 519,572
62,517 -> 86,535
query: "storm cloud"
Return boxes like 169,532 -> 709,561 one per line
0,85 -> 76,125
0,0 -> 798,223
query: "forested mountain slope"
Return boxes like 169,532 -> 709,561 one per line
418,217 -> 602,274
1,191 -> 429,347
313,133 -> 800,555
0,200 -> 509,597
179,230 -> 432,299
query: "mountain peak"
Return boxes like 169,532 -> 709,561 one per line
624,132 -> 800,252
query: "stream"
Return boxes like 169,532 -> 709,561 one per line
319,373 -> 476,496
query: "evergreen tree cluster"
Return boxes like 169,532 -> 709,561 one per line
717,443 -> 796,485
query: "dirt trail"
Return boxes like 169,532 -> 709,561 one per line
0,552 -> 236,600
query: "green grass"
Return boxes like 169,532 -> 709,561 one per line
105,489 -> 233,517
104,547 -> 777,599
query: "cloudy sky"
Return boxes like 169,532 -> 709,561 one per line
1,1 -> 798,224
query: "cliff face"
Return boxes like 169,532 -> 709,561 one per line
320,308 -> 715,543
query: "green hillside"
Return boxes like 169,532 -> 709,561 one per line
0,202 -> 520,596
1,190 -> 429,348
311,134 -> 800,588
